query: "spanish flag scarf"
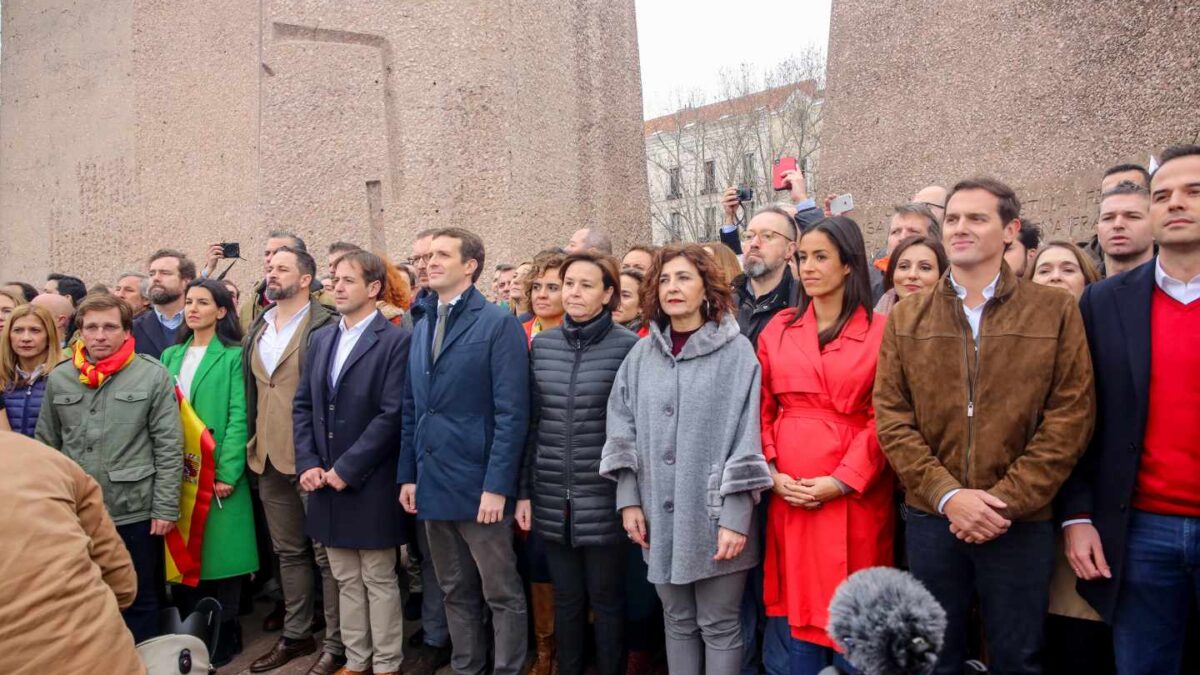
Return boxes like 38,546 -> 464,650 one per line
73,336 -> 136,388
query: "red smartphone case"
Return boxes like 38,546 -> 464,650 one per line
773,157 -> 799,191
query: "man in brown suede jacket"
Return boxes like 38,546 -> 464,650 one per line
874,177 -> 1095,675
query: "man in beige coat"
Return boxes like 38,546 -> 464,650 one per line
0,431 -> 144,674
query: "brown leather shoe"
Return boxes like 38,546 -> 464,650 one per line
330,667 -> 372,675
249,636 -> 317,673
307,651 -> 349,675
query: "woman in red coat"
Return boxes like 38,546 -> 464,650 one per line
756,216 -> 895,674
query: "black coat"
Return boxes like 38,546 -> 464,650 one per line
1057,259 -> 1155,622
733,268 -> 801,348
132,311 -> 178,359
294,312 -> 412,549
523,312 -> 638,547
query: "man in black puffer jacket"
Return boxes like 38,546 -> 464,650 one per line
516,251 -> 640,675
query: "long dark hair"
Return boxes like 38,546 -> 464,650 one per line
884,235 -> 949,291
175,279 -> 243,347
790,216 -> 873,348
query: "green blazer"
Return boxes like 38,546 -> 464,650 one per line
161,336 -> 259,580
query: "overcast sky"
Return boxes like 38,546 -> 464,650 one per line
635,0 -> 832,119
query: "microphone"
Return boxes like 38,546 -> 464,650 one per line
823,567 -> 948,675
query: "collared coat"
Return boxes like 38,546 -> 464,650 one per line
132,310 -> 178,360
1056,259 -> 1157,621
757,305 -> 894,647
398,286 -> 531,522
295,312 -> 412,548
599,314 -> 774,585
160,336 -> 259,579
0,432 -> 144,675
35,353 -> 183,526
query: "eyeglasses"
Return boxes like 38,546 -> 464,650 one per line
408,254 -> 432,265
740,229 -> 794,244
919,201 -> 945,211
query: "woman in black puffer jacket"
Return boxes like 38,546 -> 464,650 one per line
516,250 -> 640,675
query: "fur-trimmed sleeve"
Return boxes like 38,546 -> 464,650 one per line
719,351 -> 773,500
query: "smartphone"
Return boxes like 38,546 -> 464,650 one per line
830,193 -> 854,215
220,242 -> 241,259
773,157 -> 799,191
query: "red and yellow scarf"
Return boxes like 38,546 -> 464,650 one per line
73,336 -> 136,388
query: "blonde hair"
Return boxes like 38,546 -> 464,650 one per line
0,303 -> 64,390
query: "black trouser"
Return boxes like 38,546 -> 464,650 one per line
544,538 -> 626,675
117,521 -> 161,643
905,507 -> 1054,675
175,576 -> 246,622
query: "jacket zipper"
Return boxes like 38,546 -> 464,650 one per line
957,301 -> 987,487
564,339 -> 584,506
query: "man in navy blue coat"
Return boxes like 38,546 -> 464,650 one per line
295,250 -> 411,675
1058,145 -> 1200,674
399,227 -> 531,675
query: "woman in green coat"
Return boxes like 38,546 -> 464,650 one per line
160,279 -> 258,667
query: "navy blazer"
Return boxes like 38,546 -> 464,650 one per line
132,311 -> 176,360
1057,259 -> 1155,622
294,311 -> 412,549
398,286 -> 530,521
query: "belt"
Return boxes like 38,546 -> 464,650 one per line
780,407 -> 869,428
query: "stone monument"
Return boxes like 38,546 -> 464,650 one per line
0,1 -> 650,288
819,0 -> 1200,247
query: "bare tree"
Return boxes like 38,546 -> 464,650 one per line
645,49 -> 825,243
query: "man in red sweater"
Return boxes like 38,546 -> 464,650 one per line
1059,144 -> 1200,674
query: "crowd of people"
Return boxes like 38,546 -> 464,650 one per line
0,144 -> 1196,675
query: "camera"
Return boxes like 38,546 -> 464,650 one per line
220,242 -> 240,259
735,185 -> 754,203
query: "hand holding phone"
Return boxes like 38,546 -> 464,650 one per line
773,157 -> 799,191
830,193 -> 854,216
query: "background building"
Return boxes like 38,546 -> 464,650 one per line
820,0 -> 1200,248
644,62 -> 823,244
0,0 -> 650,288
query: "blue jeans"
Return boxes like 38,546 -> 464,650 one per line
117,520 -> 160,643
905,507 -> 1054,675
1112,510 -> 1200,675
788,633 -> 856,675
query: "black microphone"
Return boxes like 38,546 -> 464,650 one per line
822,567 -> 949,675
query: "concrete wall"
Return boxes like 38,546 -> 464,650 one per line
0,0 -> 650,289
820,0 -> 1200,247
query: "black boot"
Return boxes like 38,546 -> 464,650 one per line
211,620 -> 243,667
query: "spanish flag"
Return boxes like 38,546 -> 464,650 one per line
164,385 -> 217,587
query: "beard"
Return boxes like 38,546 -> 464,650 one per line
149,286 -> 181,305
265,281 -> 301,302
744,257 -> 774,279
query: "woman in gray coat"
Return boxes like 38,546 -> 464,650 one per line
600,243 -> 773,675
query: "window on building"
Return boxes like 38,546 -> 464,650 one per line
702,160 -> 716,194
668,166 -> 682,200
705,206 -> 719,229
743,153 -> 756,183
670,211 -> 682,231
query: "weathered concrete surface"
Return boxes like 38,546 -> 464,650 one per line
1,0 -> 650,288
820,0 -> 1200,247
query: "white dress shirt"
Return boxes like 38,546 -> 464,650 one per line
330,310 -> 379,387
1155,257 -> 1200,305
257,303 -> 311,377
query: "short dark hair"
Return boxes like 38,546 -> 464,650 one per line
1015,221 -> 1042,251
267,230 -> 307,252
495,263 -> 516,273
624,244 -> 659,258
415,228 -> 439,240
560,251 -> 623,312
271,245 -> 317,279
328,241 -> 361,256
431,228 -> 487,283
891,203 -> 942,241
5,281 -> 39,303
1100,180 -> 1150,202
947,177 -> 1021,225
1104,163 -> 1151,187
76,292 -> 133,331
47,273 -> 87,307
148,249 -> 197,281
884,235 -> 950,292
1155,145 -> 1200,175
333,249 -> 388,300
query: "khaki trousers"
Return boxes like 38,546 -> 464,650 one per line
326,547 -> 404,672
